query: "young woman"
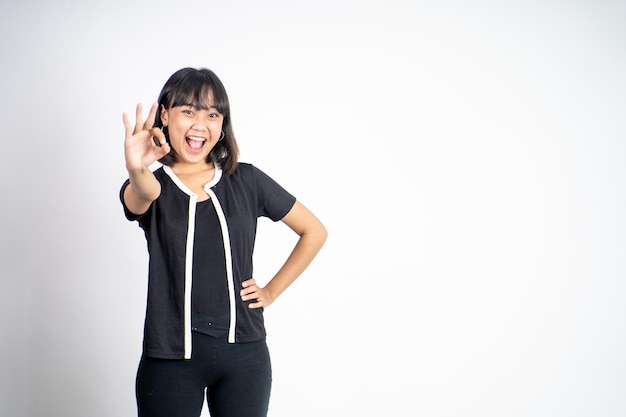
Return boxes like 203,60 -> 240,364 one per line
120,67 -> 327,417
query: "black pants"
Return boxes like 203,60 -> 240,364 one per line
136,333 -> 272,417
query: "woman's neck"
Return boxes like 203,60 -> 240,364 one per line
171,161 -> 215,176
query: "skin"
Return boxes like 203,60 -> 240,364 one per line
122,99 -> 327,309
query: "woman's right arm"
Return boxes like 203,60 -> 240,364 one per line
122,102 -> 171,215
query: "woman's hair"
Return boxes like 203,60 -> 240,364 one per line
155,67 -> 239,175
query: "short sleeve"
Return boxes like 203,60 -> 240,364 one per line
252,166 -> 296,221
119,179 -> 151,222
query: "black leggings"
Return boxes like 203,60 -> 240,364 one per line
136,333 -> 272,417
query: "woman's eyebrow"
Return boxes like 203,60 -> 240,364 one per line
181,102 -> 219,111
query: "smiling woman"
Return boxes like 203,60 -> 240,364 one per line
119,67 -> 328,417
154,68 -> 239,175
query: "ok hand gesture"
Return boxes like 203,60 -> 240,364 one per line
123,103 -> 171,171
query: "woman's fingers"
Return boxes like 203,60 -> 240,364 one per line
241,278 -> 257,297
247,287 -> 270,309
129,102 -> 158,135
124,103 -> 170,170
125,102 -> 162,145
241,278 -> 259,301
240,279 -> 273,309
122,112 -> 132,137
133,103 -> 143,134
143,102 -> 158,131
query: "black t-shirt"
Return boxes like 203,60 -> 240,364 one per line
121,162 -> 296,359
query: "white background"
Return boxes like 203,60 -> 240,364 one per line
1,0 -> 625,416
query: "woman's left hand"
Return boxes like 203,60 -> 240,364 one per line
241,278 -> 274,309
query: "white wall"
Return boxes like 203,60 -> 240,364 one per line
1,1 -> 625,416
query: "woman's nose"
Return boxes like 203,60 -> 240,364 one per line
190,116 -> 208,131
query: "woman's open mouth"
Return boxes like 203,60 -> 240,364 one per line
186,136 -> 206,150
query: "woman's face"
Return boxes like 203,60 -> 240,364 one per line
160,93 -> 224,167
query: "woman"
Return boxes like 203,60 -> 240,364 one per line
120,67 -> 327,417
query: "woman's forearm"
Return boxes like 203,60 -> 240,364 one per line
124,167 -> 161,215
265,205 -> 328,302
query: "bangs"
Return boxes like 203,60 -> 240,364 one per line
168,84 -> 214,111
164,70 -> 229,114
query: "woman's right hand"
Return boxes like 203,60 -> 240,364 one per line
123,102 -> 171,171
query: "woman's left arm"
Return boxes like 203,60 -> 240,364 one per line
241,200 -> 328,308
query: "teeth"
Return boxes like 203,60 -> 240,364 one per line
186,136 -> 206,150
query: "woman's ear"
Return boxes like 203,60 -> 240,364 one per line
160,104 -> 168,127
